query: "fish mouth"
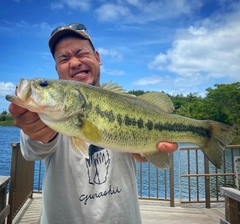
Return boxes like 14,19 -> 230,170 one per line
71,70 -> 89,78
17,79 -> 32,100
17,79 -> 41,103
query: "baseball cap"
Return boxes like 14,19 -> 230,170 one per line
48,23 -> 95,55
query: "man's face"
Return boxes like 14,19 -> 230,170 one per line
54,37 -> 101,86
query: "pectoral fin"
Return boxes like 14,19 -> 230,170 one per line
142,151 -> 172,169
69,118 -> 102,158
80,118 -> 101,142
70,137 -> 89,158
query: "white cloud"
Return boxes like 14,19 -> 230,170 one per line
50,2 -> 64,10
148,53 -> 168,70
126,0 -> 141,7
101,66 -> 125,76
0,82 -> 15,96
133,75 -> 172,86
0,20 -> 53,35
133,74 -> 208,96
38,51 -> 52,60
95,0 -> 202,23
148,6 -> 240,82
97,47 -> 122,61
51,0 -> 91,11
95,3 -> 130,22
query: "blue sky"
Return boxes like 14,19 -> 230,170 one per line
1,0 -> 240,111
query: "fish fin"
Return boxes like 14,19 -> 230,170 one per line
142,151 -> 172,169
137,92 -> 174,113
101,81 -> 136,97
198,121 -> 237,169
80,118 -> 102,142
70,137 -> 89,158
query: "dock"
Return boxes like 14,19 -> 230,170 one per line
4,143 -> 239,224
11,193 -> 225,224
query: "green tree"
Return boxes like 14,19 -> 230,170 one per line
170,94 -> 186,111
173,93 -> 205,119
128,90 -> 146,96
205,82 -> 240,126
1,110 -> 8,115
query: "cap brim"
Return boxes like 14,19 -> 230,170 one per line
49,28 -> 94,55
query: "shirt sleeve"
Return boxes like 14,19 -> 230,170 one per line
20,129 -> 59,161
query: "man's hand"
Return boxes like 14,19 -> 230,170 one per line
130,141 -> 178,162
156,141 -> 178,153
9,103 -> 57,143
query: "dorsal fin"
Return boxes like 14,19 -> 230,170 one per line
137,92 -> 174,113
101,81 -> 135,97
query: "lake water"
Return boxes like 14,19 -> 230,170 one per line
0,126 -> 21,176
0,126 -> 233,199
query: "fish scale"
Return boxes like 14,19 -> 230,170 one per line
6,78 -> 237,169
83,92 -> 208,151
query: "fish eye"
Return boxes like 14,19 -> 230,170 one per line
39,80 -> 48,87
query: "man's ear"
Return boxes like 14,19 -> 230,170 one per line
95,51 -> 102,66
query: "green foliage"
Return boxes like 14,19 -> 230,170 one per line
169,94 -> 186,111
205,82 -> 240,126
0,114 -> 14,126
1,110 -> 8,115
170,93 -> 208,119
128,90 -> 146,96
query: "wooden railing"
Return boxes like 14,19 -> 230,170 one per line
0,176 -> 10,224
138,153 -> 175,207
6,143 -> 240,224
7,143 -> 34,224
179,145 -> 240,208
137,145 -> 240,208
220,187 -> 240,224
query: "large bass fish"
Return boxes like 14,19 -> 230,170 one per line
6,78 -> 236,168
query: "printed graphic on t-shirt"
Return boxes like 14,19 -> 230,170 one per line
78,144 -> 122,205
85,145 -> 110,185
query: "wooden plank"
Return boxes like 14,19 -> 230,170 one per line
220,187 -> 240,202
0,205 -> 10,223
0,176 -> 10,224
13,194 -> 225,224
0,176 -> 10,191
221,187 -> 240,224
220,218 -> 230,224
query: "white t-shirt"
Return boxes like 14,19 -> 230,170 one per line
20,130 -> 142,224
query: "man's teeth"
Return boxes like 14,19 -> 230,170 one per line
75,71 -> 88,77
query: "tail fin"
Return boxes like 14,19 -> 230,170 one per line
198,121 -> 237,169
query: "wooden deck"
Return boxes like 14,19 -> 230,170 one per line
11,193 -> 225,224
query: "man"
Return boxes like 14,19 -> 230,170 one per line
9,23 -> 177,224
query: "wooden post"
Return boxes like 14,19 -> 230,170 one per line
170,153 -> 175,207
221,187 -> 240,224
204,155 -> 210,208
7,143 -> 34,224
0,176 -> 11,224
